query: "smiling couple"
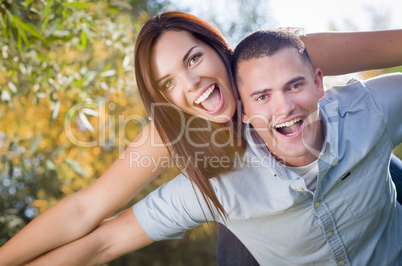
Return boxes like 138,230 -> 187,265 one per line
2,11 -> 402,266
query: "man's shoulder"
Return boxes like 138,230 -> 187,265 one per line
322,78 -> 365,103
323,73 -> 402,101
321,73 -> 401,112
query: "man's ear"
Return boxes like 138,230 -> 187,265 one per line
314,68 -> 325,99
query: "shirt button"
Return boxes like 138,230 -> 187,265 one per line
330,148 -> 334,154
296,187 -> 303,191
315,202 -> 320,208
339,260 -> 345,266
328,231 -> 333,237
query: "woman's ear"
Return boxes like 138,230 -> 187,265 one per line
242,112 -> 250,124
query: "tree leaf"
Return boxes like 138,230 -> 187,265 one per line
65,158 -> 87,177
64,2 -> 93,9
82,71 -> 96,86
18,28 -> 28,44
100,69 -> 116,77
41,0 -> 54,33
51,101 -> 60,120
81,29 -> 87,49
45,159 -> 56,170
13,16 -> 42,39
30,133 -> 42,154
25,0 -> 34,7
1,90 -> 11,101
51,145 -> 65,158
81,108 -> 99,117
8,82 -> 17,93
79,111 -> 95,132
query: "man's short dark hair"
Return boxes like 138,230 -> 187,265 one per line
232,30 -> 312,84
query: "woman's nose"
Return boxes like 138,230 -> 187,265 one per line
182,70 -> 200,92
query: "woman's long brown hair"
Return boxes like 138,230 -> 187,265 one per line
134,11 -> 245,221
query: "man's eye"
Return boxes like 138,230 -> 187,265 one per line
290,83 -> 302,90
257,95 -> 268,101
189,53 -> 202,66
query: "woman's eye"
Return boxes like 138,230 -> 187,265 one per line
189,53 -> 202,66
163,80 -> 173,90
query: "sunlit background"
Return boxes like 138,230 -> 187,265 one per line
0,0 -> 401,265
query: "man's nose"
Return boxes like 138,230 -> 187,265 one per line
273,93 -> 295,116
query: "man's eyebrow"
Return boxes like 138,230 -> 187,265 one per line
248,76 -> 306,97
155,46 -> 198,84
285,76 -> 305,87
250,88 -> 271,97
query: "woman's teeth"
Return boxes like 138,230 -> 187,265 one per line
195,85 -> 215,104
275,117 -> 302,129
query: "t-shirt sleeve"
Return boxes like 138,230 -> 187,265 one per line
363,73 -> 402,146
132,174 -> 215,241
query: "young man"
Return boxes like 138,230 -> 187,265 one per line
24,30 -> 401,265
230,29 -> 402,264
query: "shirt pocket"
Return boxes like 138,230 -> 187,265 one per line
335,146 -> 388,218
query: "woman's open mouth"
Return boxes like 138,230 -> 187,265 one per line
193,84 -> 225,114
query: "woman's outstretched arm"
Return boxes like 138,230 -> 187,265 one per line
25,208 -> 153,266
303,29 -> 402,75
0,122 -> 168,266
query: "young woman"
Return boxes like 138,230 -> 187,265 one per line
1,11 -> 402,265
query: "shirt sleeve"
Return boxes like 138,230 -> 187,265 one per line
363,73 -> 402,146
132,174 -> 215,241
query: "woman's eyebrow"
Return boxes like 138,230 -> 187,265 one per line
183,46 -> 197,62
156,74 -> 168,84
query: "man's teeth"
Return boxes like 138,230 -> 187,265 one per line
275,117 -> 302,129
195,85 -> 215,104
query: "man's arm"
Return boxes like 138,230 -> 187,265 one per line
25,208 -> 153,266
303,29 -> 402,75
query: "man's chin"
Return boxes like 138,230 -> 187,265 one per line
274,147 -> 315,166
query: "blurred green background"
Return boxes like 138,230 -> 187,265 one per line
0,0 -> 401,265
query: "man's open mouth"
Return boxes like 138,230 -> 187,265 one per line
194,84 -> 223,112
274,117 -> 303,136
